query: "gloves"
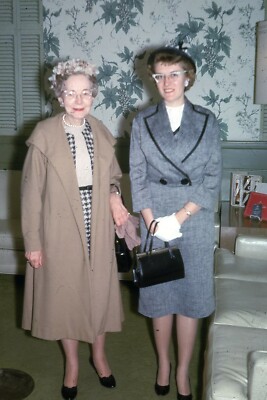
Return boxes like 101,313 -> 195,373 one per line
153,213 -> 183,241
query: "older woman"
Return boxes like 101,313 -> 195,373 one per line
130,46 -> 222,400
21,59 -> 129,400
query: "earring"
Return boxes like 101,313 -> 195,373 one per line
184,80 -> 189,87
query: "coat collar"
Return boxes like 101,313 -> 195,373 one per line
27,113 -> 79,195
27,113 -> 115,192
144,98 -> 209,165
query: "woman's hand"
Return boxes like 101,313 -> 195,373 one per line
110,193 -> 129,226
25,250 -> 43,269
154,214 -> 182,241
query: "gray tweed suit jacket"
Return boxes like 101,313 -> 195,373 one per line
130,97 -> 221,214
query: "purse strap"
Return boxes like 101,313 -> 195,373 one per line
143,220 -> 159,253
143,220 -> 173,254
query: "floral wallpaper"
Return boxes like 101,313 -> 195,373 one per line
43,0 -> 264,141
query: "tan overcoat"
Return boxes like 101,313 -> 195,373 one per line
21,113 -> 124,343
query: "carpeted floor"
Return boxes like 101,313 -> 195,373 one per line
0,274 -> 208,400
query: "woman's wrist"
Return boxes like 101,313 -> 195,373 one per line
175,210 -> 187,224
183,206 -> 192,217
110,192 -> 123,210
110,184 -> 121,196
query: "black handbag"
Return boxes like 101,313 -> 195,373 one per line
115,233 -> 132,273
133,221 -> 185,288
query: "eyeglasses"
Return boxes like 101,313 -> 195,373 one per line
152,71 -> 188,84
62,89 -> 93,100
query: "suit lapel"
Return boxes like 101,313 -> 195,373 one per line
144,102 -> 191,183
179,99 -> 209,162
144,101 -> 174,155
144,98 -> 209,166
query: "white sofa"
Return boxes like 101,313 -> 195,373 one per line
203,235 -> 267,400
0,170 -> 25,274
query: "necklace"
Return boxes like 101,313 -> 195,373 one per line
63,114 -> 85,128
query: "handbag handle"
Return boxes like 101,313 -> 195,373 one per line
143,220 -> 164,254
143,220 -> 157,253
143,220 -> 174,256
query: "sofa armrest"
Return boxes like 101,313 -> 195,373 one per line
235,234 -> 267,260
248,350 -> 267,399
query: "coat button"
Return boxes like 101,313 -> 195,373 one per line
181,178 -> 190,185
160,178 -> 167,185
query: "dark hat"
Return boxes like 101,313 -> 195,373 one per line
147,46 -> 196,72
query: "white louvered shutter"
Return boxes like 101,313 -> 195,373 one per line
0,0 -> 44,136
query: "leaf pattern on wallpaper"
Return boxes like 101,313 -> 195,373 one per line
43,6 -> 61,61
94,0 -> 144,34
42,0 -> 263,140
85,0 -> 98,13
65,6 -> 102,57
236,94 -> 260,139
96,50 -> 143,119
239,5 -> 258,46
174,8 -> 232,74
202,90 -> 232,140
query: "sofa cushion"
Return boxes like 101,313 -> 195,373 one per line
215,248 -> 267,282
0,249 -> 26,274
248,350 -> 267,399
235,234 -> 267,260
214,278 -> 267,329
203,324 -> 267,400
0,170 -> 21,220
0,219 -> 24,250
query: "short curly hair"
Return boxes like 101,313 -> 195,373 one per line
147,47 -> 196,91
49,59 -> 98,98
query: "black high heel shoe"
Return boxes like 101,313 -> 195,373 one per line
155,382 -> 170,396
98,374 -> 116,388
177,393 -> 192,400
177,375 -> 192,400
61,385 -> 77,400
89,357 -> 116,388
155,364 -> 171,396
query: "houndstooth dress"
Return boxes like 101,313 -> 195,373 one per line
65,120 -> 94,253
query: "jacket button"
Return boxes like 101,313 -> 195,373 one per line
181,178 -> 190,185
160,178 -> 167,185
